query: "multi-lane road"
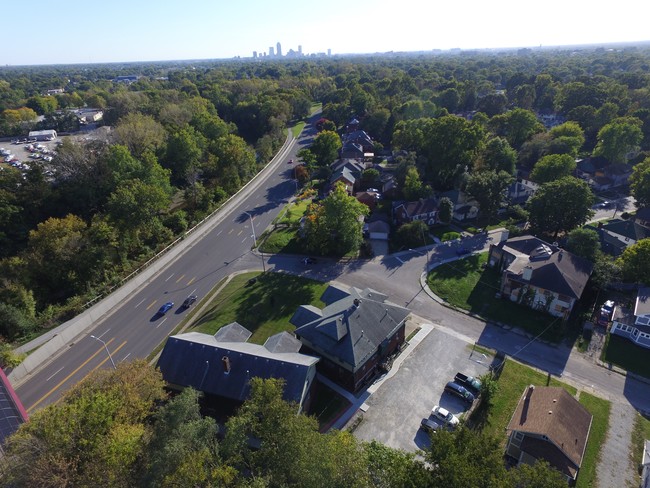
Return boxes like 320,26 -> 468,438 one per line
15,116 -> 320,413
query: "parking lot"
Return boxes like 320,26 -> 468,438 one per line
352,326 -> 491,452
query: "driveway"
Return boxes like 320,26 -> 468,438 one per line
352,324 -> 491,452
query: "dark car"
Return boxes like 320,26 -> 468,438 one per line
288,159 -> 294,164
182,295 -> 198,308
303,257 -> 317,265
420,417 -> 442,433
454,372 -> 482,394
158,301 -> 174,315
445,381 -> 475,404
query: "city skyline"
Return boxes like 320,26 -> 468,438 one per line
1,0 -> 648,66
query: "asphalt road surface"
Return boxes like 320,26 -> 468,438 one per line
15,115 -> 320,413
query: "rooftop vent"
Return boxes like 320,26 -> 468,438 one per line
221,355 -> 231,374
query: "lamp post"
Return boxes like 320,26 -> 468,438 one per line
244,211 -> 266,273
90,335 -> 116,370
419,224 -> 430,269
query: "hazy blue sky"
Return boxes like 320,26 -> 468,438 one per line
3,0 -> 648,65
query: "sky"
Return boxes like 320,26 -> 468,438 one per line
2,0 -> 649,66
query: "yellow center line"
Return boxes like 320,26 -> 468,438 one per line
175,274 -> 185,283
27,338 -> 116,412
89,341 -> 128,374
237,229 -> 243,236
146,299 -> 157,310
187,276 -> 196,285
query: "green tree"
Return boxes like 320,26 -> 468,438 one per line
438,196 -> 454,224
364,440 -> 430,488
480,137 -> 517,174
530,154 -> 577,184
0,302 -> 35,340
310,130 -> 342,166
107,179 -> 171,230
466,170 -> 513,226
114,113 -> 167,159
165,126 -> 206,186
527,177 -> 594,238
593,117 -> 643,164
424,426 -> 508,487
565,227 -> 601,262
548,121 -> 585,157
402,167 -> 427,200
629,156 -> 650,206
489,108 -> 544,149
361,168 -> 380,187
508,460 -> 568,488
304,182 -> 369,256
395,220 -> 429,249
617,239 -> 650,283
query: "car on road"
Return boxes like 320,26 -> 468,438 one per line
288,159 -> 293,164
420,417 -> 442,433
158,302 -> 174,315
456,247 -> 471,256
182,295 -> 198,309
303,257 -> 317,265
454,372 -> 482,394
595,200 -> 613,209
444,381 -> 475,404
431,405 -> 460,427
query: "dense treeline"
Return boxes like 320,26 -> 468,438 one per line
3,46 -> 650,347
0,361 -> 567,488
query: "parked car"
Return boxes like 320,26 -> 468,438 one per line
454,372 -> 482,394
182,295 -> 198,308
158,301 -> 174,315
303,257 -> 317,265
445,381 -> 475,404
431,405 -> 459,427
420,417 -> 442,433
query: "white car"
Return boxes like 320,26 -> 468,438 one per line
431,405 -> 460,427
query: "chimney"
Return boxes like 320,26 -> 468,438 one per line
525,385 -> 535,401
221,355 -> 231,374
522,266 -> 533,281
558,250 -> 563,261
500,229 -> 510,242
353,298 -> 361,307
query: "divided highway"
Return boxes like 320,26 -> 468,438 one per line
16,117 -> 320,413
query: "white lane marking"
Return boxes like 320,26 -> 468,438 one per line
189,288 -> 197,296
156,318 -> 168,329
216,230 -> 222,236
121,353 -> 131,362
165,273 -> 174,282
242,237 -> 248,243
135,297 -> 146,308
46,367 -> 65,382
97,329 -> 110,340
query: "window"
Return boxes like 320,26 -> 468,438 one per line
514,431 -> 524,441
637,317 -> 650,325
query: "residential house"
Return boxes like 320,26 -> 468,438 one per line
633,207 -> 650,229
345,118 -> 360,133
290,284 -> 411,392
438,189 -> 479,222
340,141 -> 364,160
393,198 -> 438,227
356,191 -> 380,211
506,385 -> 592,483
364,219 -> 390,240
381,175 -> 399,199
330,158 -> 367,176
344,130 -> 374,153
488,235 -> 593,318
610,287 -> 650,349
587,219 -> 650,256
604,163 -> 633,187
507,178 -> 539,206
330,167 -> 356,193
156,324 -> 319,413
0,367 -> 28,451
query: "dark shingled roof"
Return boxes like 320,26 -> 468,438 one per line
0,368 -> 28,448
157,331 -> 318,405
292,287 -> 410,372
507,386 -> 592,479
498,235 -> 593,299
394,198 -> 438,219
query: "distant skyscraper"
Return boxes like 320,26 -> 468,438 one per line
277,42 -> 282,57
298,45 -> 302,55
327,48 -> 331,56
269,46 -> 274,57
253,51 -> 257,59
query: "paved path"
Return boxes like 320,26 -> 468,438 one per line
596,400 -> 637,488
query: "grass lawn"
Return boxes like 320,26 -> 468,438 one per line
427,253 -> 566,341
192,271 -> 328,344
259,227 -> 305,254
430,225 -> 459,241
601,334 -> 650,379
631,413 -> 650,475
575,392 -> 611,488
479,359 -> 577,442
274,199 -> 311,226
291,121 -> 306,138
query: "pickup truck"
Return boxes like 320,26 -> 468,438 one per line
454,372 -> 482,394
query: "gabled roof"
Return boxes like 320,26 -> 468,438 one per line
394,198 -> 438,219
214,322 -> 252,342
157,330 -> 318,405
601,219 -> 649,242
291,287 -> 410,372
341,141 -> 364,153
498,235 -> 593,299
507,386 -> 592,479
331,167 -> 356,185
331,158 -> 365,175
320,283 -> 353,306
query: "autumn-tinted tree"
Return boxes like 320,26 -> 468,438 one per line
527,176 -> 594,238
530,154 -> 577,184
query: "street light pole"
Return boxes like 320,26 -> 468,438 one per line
244,211 -> 265,273
420,225 -> 430,269
90,335 -> 116,370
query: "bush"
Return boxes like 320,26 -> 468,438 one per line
441,231 -> 461,242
